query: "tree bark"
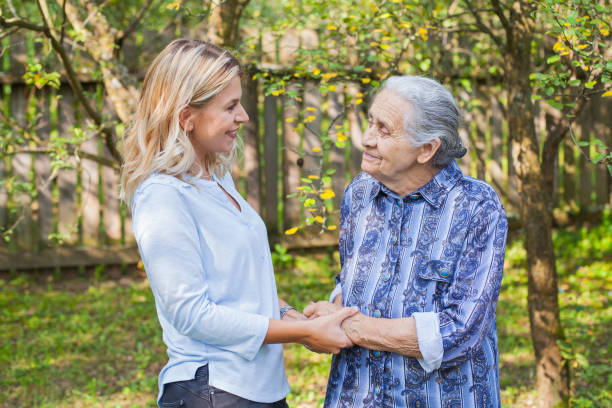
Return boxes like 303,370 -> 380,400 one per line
206,0 -> 250,48
503,2 -> 569,406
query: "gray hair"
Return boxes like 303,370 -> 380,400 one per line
382,75 -> 466,167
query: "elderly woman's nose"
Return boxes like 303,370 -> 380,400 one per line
362,128 -> 376,147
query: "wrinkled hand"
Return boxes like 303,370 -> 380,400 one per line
303,306 -> 359,354
303,301 -> 342,319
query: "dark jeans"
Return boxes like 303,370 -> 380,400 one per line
160,365 -> 289,408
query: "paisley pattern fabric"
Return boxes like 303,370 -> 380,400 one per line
325,161 -> 507,408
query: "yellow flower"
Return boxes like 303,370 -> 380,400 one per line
370,42 -> 378,47
553,41 -> 565,52
327,225 -> 337,230
312,147 -> 321,152
166,1 -> 181,10
365,67 -> 372,73
308,208 -> 317,212
285,227 -> 298,235
335,125 -> 342,129
356,92 -> 364,97
327,25 -> 337,31
337,133 -> 347,142
418,27 -> 428,41
308,175 -> 320,179
603,90 -> 612,97
306,115 -> 316,122
577,44 -> 588,49
380,44 -> 390,50
355,98 -> 363,105
252,74 -> 258,80
313,68 -> 321,75
306,106 -> 317,111
323,72 -> 338,79
249,44 -> 255,49
328,85 -> 337,92
314,216 -> 324,223
285,117 -> 295,123
361,78 -> 371,84
601,27 -> 610,37
349,26 -> 357,32
320,189 -> 335,199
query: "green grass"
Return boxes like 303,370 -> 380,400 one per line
1,220 -> 610,407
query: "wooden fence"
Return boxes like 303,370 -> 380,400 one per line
1,55 -> 611,271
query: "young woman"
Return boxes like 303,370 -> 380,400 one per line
120,39 -> 357,408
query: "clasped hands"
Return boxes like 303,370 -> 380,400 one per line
286,301 -> 363,355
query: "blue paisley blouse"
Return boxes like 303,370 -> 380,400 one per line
325,161 -> 508,408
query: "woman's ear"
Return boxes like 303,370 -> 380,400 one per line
417,138 -> 441,164
179,106 -> 193,131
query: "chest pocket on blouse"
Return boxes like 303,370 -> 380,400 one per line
417,260 -> 455,308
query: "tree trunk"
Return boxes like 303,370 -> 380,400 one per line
504,3 -> 569,406
206,0 -> 250,48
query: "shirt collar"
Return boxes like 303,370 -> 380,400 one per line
368,160 -> 463,208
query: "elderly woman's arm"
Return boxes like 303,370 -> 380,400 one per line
306,198 -> 507,370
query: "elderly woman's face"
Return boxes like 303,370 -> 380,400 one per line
361,89 -> 425,185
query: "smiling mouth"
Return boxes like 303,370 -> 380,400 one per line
363,151 -> 381,160
226,129 -> 239,138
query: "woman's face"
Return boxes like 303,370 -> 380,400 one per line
187,75 -> 249,159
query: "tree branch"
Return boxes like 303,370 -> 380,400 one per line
117,0 -> 156,43
491,0 -> 512,38
464,0 -> 503,47
6,147 -> 119,170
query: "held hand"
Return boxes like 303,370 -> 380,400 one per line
303,301 -> 342,319
303,306 -> 359,354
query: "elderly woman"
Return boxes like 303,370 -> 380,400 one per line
305,75 -> 507,407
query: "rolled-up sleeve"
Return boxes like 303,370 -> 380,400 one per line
437,199 -> 507,368
132,183 -> 269,361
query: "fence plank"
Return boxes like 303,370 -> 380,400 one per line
592,95 -> 611,206
579,106 -> 593,209
10,85 -> 33,250
328,85 -> 346,215
303,80 -> 322,173
57,86 -> 79,243
80,86 -> 100,247
263,94 -> 279,234
346,84 -> 364,176
35,88 -> 53,249
282,84 -> 301,229
242,75 -> 261,213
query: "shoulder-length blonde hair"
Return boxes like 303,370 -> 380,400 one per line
120,39 -> 242,204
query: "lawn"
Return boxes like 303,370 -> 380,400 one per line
1,218 -> 610,407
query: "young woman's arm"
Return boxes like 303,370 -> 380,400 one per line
264,306 -> 358,354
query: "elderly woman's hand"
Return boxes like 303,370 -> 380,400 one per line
302,307 -> 359,353
303,301 -> 342,319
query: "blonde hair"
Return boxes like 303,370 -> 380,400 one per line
120,39 -> 242,204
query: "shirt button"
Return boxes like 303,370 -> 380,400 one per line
409,194 -> 420,201
373,309 -> 381,318
373,350 -> 381,357
374,385 -> 381,396
396,199 -> 402,206
439,267 -> 450,277
382,271 -> 391,282
391,236 -> 397,245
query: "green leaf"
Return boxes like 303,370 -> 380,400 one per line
568,79 -> 581,87
325,168 -> 336,175
585,81 -> 597,89
547,99 -> 564,110
547,55 -> 560,64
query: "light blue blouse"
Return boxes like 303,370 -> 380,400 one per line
131,171 -> 289,406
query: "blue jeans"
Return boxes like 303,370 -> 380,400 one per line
160,365 -> 289,408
